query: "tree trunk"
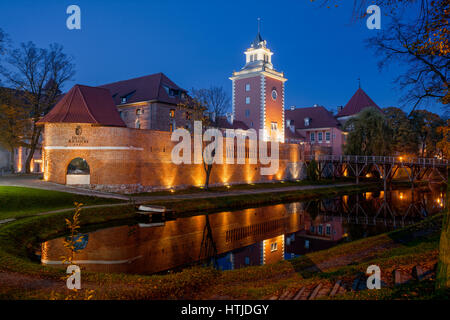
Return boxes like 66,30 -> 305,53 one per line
204,164 -> 213,190
25,125 -> 41,173
436,182 -> 450,289
9,146 -> 15,173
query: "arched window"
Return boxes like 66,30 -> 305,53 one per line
67,158 -> 90,175
135,119 -> 141,129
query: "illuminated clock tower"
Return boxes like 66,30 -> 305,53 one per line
230,27 -> 287,142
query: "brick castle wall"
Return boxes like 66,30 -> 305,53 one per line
43,123 -> 303,193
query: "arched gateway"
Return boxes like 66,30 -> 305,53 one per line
66,158 -> 90,185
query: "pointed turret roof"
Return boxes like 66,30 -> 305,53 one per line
337,88 -> 381,117
37,84 -> 126,127
252,32 -> 264,48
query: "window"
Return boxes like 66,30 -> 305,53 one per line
271,89 -> 277,100
304,240 -> 310,249
136,108 -> 143,115
310,225 -> 315,233
245,109 -> 250,117
310,132 -> 315,142
245,257 -> 250,265
250,121 -> 253,127
326,132 -> 331,141
121,97 -> 127,104
318,225 -> 323,235
135,119 -> 141,129
185,112 -> 191,120
245,83 -> 250,91
326,225 -> 331,235
304,118 -> 310,126
246,97 -> 250,104
169,109 -> 175,118
271,122 -> 278,131
318,132 -> 323,142
270,242 -> 278,252
169,123 -> 173,132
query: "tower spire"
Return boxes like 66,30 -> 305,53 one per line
358,77 -> 361,89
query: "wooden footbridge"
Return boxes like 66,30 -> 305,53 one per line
305,155 -> 449,187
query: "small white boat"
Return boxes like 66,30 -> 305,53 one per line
138,205 -> 167,213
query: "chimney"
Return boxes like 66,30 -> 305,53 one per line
290,106 -> 295,111
226,112 -> 234,125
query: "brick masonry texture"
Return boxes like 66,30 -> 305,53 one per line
43,123 -> 303,193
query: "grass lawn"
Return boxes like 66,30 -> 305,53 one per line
0,186 -> 125,220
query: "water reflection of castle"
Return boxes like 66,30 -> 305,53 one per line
41,188 -> 444,275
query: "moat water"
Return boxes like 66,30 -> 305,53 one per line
40,186 -> 446,275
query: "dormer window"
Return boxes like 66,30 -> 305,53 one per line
304,118 -> 310,126
121,90 -> 136,104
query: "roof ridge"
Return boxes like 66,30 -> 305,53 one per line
61,86 -> 77,122
98,72 -> 163,87
77,86 -> 100,124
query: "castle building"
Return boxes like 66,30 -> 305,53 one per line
2,25 -> 385,187
285,105 -> 343,156
230,31 -> 287,142
99,72 -> 191,132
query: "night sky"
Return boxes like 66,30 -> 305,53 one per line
0,0 -> 444,115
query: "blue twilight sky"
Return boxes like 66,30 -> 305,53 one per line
0,0 -> 443,115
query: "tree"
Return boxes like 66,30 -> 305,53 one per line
409,109 -> 444,157
369,17 -> 449,112
314,1 -> 449,111
177,95 -> 216,190
190,86 -> 231,125
344,107 -> 393,156
383,107 -> 418,155
436,120 -> 450,159
179,87 -> 231,190
0,42 -> 75,173
0,89 -> 31,172
307,159 -> 319,181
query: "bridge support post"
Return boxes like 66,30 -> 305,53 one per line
356,163 -> 359,185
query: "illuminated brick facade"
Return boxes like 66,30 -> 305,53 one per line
42,123 -> 303,193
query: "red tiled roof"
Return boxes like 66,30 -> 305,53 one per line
215,116 -> 249,130
37,85 -> 126,127
337,88 -> 381,117
286,106 -> 340,130
98,72 -> 187,106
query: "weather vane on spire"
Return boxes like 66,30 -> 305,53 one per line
257,17 -> 261,34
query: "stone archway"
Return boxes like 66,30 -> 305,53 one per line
66,157 -> 90,185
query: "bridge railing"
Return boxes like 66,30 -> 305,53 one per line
304,155 -> 449,166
